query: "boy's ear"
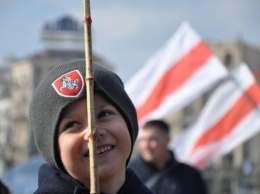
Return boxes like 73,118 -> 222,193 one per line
166,135 -> 171,144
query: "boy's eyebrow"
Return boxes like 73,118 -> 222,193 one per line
96,103 -> 110,109
94,98 -> 111,108
60,109 -> 75,120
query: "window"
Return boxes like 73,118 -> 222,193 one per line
224,53 -> 233,69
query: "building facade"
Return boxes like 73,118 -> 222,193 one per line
0,65 -> 13,175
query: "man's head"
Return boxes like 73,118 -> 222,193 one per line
138,120 -> 170,167
30,59 -> 138,173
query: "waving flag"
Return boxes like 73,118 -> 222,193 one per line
170,63 -> 260,169
125,22 -> 228,126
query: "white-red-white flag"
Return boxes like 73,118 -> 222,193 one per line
170,63 -> 260,169
125,22 -> 228,126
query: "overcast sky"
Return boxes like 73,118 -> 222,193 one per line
0,0 -> 259,82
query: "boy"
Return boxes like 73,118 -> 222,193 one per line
30,59 -> 153,194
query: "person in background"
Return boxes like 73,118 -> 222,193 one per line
30,59 -> 154,194
0,180 -> 10,194
129,119 -> 207,194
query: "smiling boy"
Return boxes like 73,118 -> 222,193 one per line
30,59 -> 153,194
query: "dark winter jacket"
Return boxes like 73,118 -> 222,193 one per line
34,163 -> 154,194
128,152 -> 207,194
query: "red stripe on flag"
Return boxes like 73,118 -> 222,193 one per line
192,82 -> 260,152
137,41 -> 213,122
192,145 -> 220,169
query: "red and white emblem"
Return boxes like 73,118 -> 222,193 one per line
52,70 -> 84,97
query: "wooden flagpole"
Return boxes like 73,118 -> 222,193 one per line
83,0 -> 100,193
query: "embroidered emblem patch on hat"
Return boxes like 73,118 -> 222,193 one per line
52,70 -> 84,97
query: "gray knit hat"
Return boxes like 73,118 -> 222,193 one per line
30,59 -> 138,171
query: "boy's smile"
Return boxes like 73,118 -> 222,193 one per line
96,145 -> 114,155
84,145 -> 114,157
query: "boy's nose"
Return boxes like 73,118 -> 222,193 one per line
83,125 -> 106,141
96,126 -> 106,138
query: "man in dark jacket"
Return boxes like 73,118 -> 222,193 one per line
129,119 -> 208,194
0,180 -> 10,194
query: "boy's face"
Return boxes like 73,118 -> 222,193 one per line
58,94 -> 131,186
